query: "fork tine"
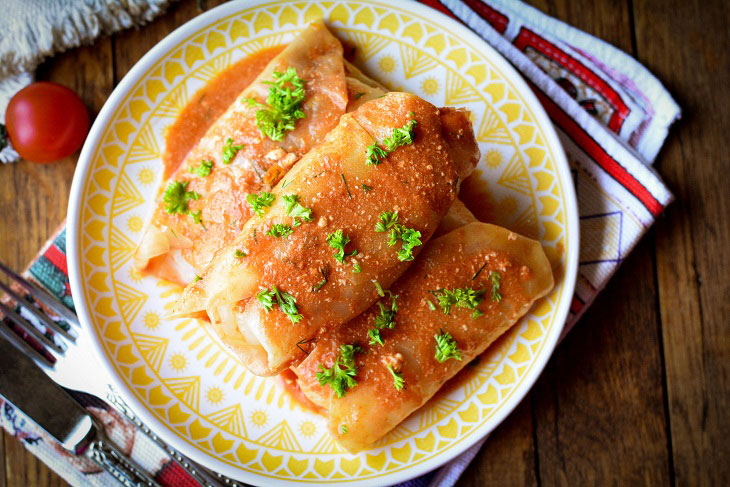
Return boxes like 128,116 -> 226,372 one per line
0,280 -> 75,341
0,321 -> 55,368
0,261 -> 79,327
0,301 -> 65,354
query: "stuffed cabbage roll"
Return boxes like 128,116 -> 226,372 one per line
292,222 -> 554,452
172,92 -> 480,376
135,20 -> 348,284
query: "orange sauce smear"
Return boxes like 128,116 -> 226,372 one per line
162,45 -> 285,178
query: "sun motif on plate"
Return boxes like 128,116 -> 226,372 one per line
143,312 -> 160,330
484,149 -> 503,169
250,410 -> 267,428
169,353 -> 187,372
299,421 -> 317,437
138,167 -> 155,186
206,386 -> 224,405
128,267 -> 144,283
421,77 -> 439,95
378,55 -> 396,73
127,215 -> 144,233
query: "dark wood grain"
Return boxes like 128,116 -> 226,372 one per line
633,0 -> 730,484
0,36 -> 114,487
533,236 -> 671,485
458,399 -> 538,487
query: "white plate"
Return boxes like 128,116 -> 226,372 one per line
68,1 -> 578,485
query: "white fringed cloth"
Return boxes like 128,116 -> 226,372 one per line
0,0 -> 175,163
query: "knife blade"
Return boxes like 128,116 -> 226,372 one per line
0,335 -> 94,453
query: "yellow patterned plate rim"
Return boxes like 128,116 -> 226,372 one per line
68,1 -> 579,485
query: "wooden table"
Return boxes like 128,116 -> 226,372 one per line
1,0 -> 727,485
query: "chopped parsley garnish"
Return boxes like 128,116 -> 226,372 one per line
257,286 -> 302,324
190,209 -> 204,225
245,67 -> 306,141
374,211 -> 422,261
427,299 -> 437,311
373,280 -> 385,297
222,137 -> 244,164
247,191 -> 275,217
434,330 -> 462,363
368,292 -> 398,346
316,344 -> 362,398
365,143 -> 388,166
387,364 -> 405,391
312,266 -> 329,292
326,230 -> 358,263
489,271 -> 502,302
472,262 -> 487,280
234,249 -> 247,258
163,180 -> 201,215
341,173 -> 352,199
266,223 -> 293,238
364,119 -> 417,166
368,329 -> 384,346
340,424 -> 348,434
282,194 -> 313,226
383,119 -> 417,151
193,274 -> 202,282
361,183 -> 373,193
352,262 -> 362,273
190,159 -> 213,177
434,287 -> 486,318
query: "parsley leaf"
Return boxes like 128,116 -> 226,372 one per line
368,292 -> 398,346
316,344 -> 362,398
246,67 -> 306,141
374,211 -> 422,261
190,209 -> 203,225
434,287 -> 486,318
190,159 -> 213,177
326,230 -> 358,263
352,262 -> 361,273
383,119 -> 417,151
489,271 -> 502,302
368,328 -> 384,346
247,191 -> 275,217
234,249 -> 247,258
222,138 -> 244,164
364,119 -> 417,166
266,223 -> 293,238
282,194 -> 313,226
365,143 -> 388,166
340,424 -> 348,434
312,265 -> 329,292
434,330 -> 462,363
361,183 -> 373,193
193,274 -> 202,282
387,364 -> 405,391
257,285 -> 302,323
163,181 -> 200,215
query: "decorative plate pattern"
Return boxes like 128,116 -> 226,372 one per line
68,1 -> 578,485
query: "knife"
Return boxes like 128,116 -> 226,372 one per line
0,336 -> 161,486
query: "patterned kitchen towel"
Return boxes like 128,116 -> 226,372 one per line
0,1 -> 679,486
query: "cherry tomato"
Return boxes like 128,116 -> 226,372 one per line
5,82 -> 90,163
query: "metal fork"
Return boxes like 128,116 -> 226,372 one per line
0,261 -> 240,487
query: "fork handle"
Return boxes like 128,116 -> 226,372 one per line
104,387 -> 241,487
87,435 -> 161,487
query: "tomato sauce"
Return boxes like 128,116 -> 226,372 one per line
162,46 -> 285,177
